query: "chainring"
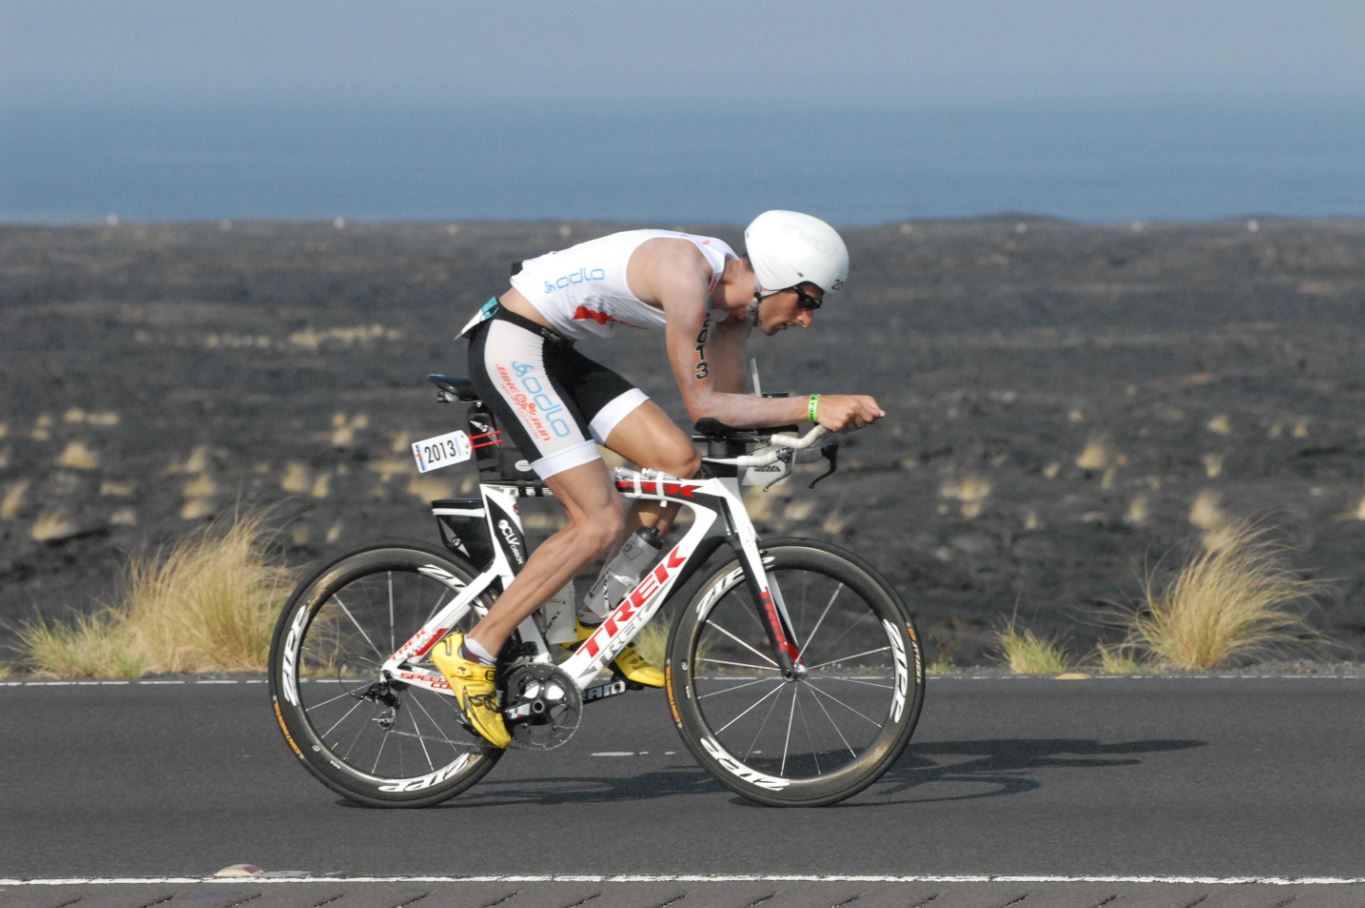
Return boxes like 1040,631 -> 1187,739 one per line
501,662 -> 582,750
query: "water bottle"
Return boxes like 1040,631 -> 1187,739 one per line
582,527 -> 664,619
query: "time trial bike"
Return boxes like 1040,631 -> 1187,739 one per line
268,374 -> 925,807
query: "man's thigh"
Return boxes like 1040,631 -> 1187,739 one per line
602,400 -> 696,474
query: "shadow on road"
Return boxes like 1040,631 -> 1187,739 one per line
340,737 -> 1206,809
865,737 -> 1207,805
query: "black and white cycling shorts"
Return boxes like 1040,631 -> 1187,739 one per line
466,304 -> 648,480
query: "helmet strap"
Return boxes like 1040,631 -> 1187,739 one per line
747,292 -> 762,328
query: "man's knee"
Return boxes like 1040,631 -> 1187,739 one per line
570,505 -> 626,557
651,442 -> 700,479
675,448 -> 703,478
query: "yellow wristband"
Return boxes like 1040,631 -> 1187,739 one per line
808,394 -> 821,423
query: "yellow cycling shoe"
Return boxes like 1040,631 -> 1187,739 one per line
430,633 -> 511,749
570,619 -> 665,688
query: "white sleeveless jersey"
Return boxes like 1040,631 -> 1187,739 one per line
509,229 -> 736,340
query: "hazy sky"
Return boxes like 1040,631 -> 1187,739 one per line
5,1 -> 1364,109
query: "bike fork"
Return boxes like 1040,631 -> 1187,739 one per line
729,534 -> 804,678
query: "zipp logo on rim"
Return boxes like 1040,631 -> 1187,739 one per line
280,605 -> 311,706
884,619 -> 909,723
377,755 -> 474,792
417,564 -> 466,590
700,736 -> 790,791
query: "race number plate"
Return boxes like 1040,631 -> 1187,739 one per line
411,430 -> 472,473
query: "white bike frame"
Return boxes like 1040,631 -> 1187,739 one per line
378,431 -> 824,705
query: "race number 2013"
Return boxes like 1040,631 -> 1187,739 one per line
411,430 -> 472,473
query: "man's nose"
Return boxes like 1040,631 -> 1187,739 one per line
797,309 -> 815,328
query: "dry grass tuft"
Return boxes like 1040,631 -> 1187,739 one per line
996,622 -> 1070,674
1075,435 -> 1112,471
1339,493 -> 1365,522
2,480 -> 29,520
1126,521 -> 1320,670
281,461 -> 311,493
1206,414 -> 1232,436
1189,489 -> 1228,530
57,441 -> 100,471
19,509 -> 294,677
32,510 -> 76,542
1094,642 -> 1146,675
941,474 -> 992,519
630,622 -> 669,669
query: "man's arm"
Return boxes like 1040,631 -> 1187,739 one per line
662,276 -> 807,427
646,241 -> 884,431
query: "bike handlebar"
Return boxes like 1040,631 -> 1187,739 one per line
702,425 -> 832,467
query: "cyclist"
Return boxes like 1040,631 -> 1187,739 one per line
432,210 -> 885,747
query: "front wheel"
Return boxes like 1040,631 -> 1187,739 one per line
268,542 -> 502,807
666,540 -> 924,806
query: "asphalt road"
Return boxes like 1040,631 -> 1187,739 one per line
3,676 -> 1364,906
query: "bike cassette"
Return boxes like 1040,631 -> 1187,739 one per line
501,663 -> 581,750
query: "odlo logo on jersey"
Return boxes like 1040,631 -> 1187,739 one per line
544,266 -> 606,293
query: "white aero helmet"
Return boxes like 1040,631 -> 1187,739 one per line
744,210 -> 849,297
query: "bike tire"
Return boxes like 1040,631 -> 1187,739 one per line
268,541 -> 503,807
665,539 -> 925,807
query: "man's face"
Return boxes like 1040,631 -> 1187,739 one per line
759,283 -> 823,336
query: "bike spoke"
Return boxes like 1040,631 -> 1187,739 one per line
698,676 -> 779,699
805,608 -> 877,664
407,702 -> 435,772
803,645 -> 892,673
744,681 -> 789,762
388,571 -> 396,655
407,692 -> 467,755
697,656 -> 781,673
795,689 -> 822,776
805,680 -> 858,759
341,709 -> 369,761
424,588 -> 451,626
713,678 -> 786,737
303,685 -> 367,714
371,725 -> 390,774
780,682 -> 799,775
319,696 -> 367,741
803,678 -> 884,729
795,582 -> 844,662
824,675 -> 895,690
331,593 -> 386,661
703,620 -> 779,668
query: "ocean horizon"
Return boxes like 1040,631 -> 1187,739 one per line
3,99 -> 1364,226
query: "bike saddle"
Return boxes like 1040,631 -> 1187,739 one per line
426,374 -> 481,402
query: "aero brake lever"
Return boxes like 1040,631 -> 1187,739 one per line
809,443 -> 839,488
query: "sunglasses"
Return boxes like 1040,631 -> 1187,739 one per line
791,286 -> 824,310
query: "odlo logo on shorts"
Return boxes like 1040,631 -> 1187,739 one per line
506,360 -> 572,440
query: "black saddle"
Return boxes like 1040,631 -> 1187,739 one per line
426,374 -> 481,403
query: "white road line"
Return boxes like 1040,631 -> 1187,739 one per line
2,675 -> 1361,689
3,875 -> 1365,886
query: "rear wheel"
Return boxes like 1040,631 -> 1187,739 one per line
268,543 -> 502,807
666,541 -> 924,806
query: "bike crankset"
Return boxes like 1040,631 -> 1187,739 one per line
501,663 -> 582,750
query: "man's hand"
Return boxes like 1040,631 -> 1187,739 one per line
814,394 -> 886,432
